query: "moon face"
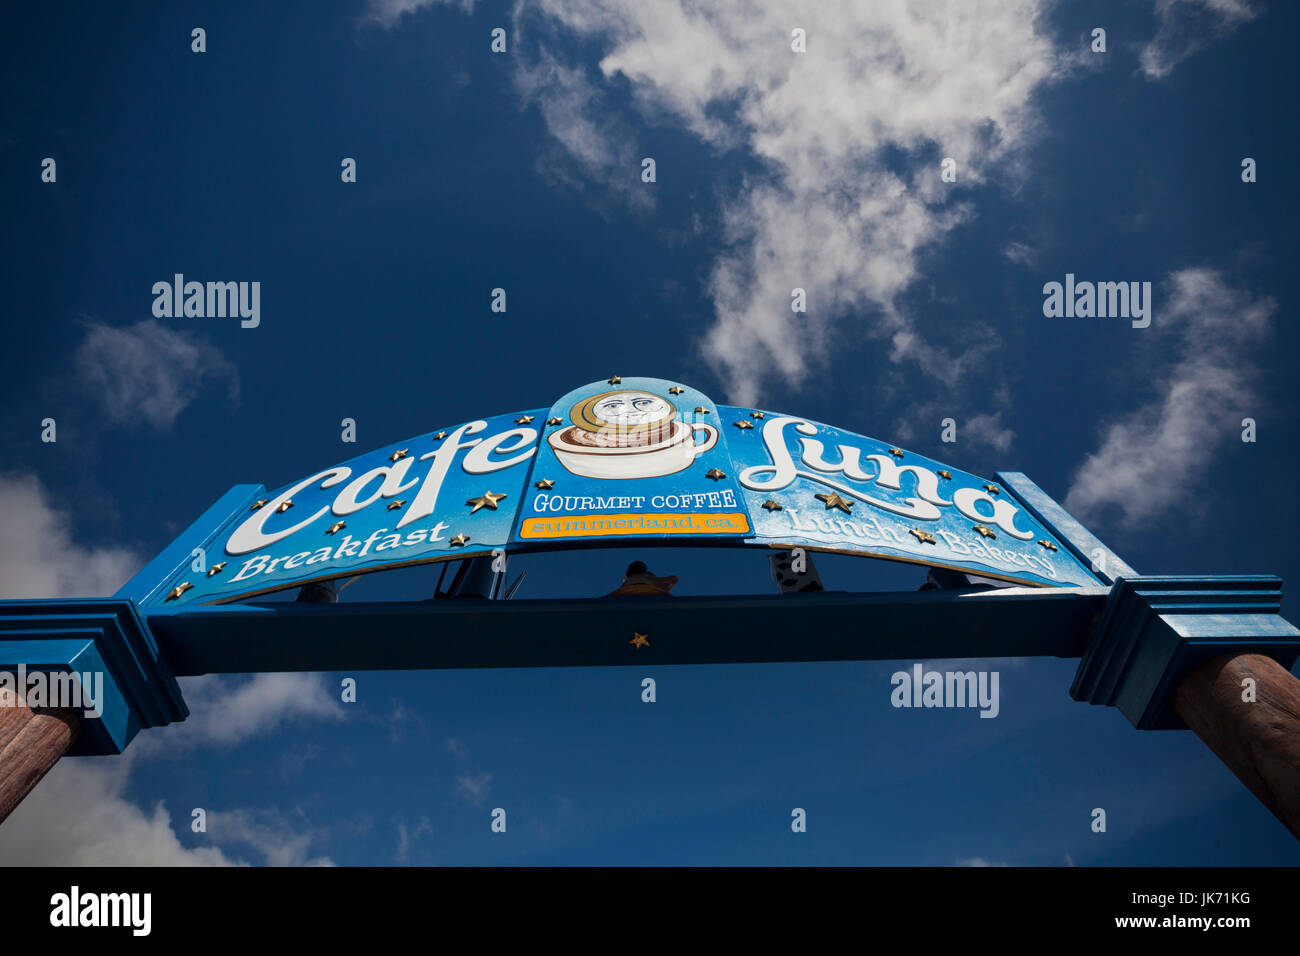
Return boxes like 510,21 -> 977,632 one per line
591,392 -> 672,428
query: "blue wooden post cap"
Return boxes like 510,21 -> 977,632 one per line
0,599 -> 188,755
1071,576 -> 1300,730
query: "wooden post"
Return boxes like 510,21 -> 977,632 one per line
1173,653 -> 1300,839
0,696 -> 81,824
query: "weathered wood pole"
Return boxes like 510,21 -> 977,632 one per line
1173,652 -> 1300,839
0,695 -> 82,824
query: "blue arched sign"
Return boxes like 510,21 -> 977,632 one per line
1,375 -> 1297,766
144,377 -> 1100,608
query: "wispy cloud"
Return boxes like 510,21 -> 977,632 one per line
1139,0 -> 1259,79
0,673 -> 342,865
1002,241 -> 1038,268
891,399 -> 1015,454
153,674 -> 345,751
0,472 -> 141,599
1065,267 -> 1274,527
456,772 -> 493,803
497,1 -> 1062,406
395,817 -> 434,862
73,319 -> 238,431
202,807 -> 335,866
363,0 -> 474,29
0,758 -> 236,866
512,46 -> 652,213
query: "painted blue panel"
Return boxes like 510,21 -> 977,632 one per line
725,407 -> 1101,587
144,378 -> 1103,606
995,471 -> 1136,584
115,483 -> 266,603
1071,576 -> 1300,729
150,410 -> 544,607
511,378 -> 754,545
0,598 -> 188,753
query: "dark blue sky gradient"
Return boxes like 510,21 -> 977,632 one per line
2,1 -> 1298,863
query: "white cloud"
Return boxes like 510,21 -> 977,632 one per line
363,0 -> 474,28
503,0 -> 1061,405
0,674 -> 344,865
73,320 -> 238,431
456,771 -> 492,802
511,48 -> 650,212
960,412 -> 1015,454
395,817 -> 434,861
892,399 -> 1015,453
0,757 -> 236,866
0,755 -> 335,866
157,674 -> 345,750
1139,0 -> 1259,79
201,807 -> 335,866
1065,268 -> 1274,527
0,472 -> 142,599
1002,241 -> 1037,267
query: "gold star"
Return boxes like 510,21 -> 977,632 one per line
251,499 -> 267,511
984,484 -> 1000,495
694,407 -> 711,414
668,386 -> 684,395
705,468 -> 726,480
973,524 -> 996,538
910,529 -> 937,544
207,562 -> 226,577
389,449 -> 409,461
516,415 -> 534,424
466,491 -> 508,513
277,500 -> 294,513
546,417 -> 562,426
433,431 -> 447,440
734,420 -> 753,430
387,499 -> 406,511
449,533 -> 471,547
937,470 -> 952,480
750,411 -> 765,419
815,492 -> 854,513
608,375 -> 622,385
534,479 -> 554,489
629,632 -> 650,649
1038,539 -> 1058,552
888,447 -> 904,459
166,581 -> 193,601
762,499 -> 783,511
326,521 -> 346,535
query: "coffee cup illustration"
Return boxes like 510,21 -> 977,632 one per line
547,389 -> 719,480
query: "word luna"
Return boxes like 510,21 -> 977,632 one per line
739,417 -> 1033,539
152,273 -> 260,328
1041,273 -> 1151,328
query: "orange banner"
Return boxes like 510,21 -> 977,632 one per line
520,512 -> 750,538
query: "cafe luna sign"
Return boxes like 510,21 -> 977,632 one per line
0,376 -> 1297,839
159,376 -> 1098,608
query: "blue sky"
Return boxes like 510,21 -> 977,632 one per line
1,0 -> 1298,864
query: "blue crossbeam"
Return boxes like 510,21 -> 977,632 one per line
144,586 -> 1112,676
